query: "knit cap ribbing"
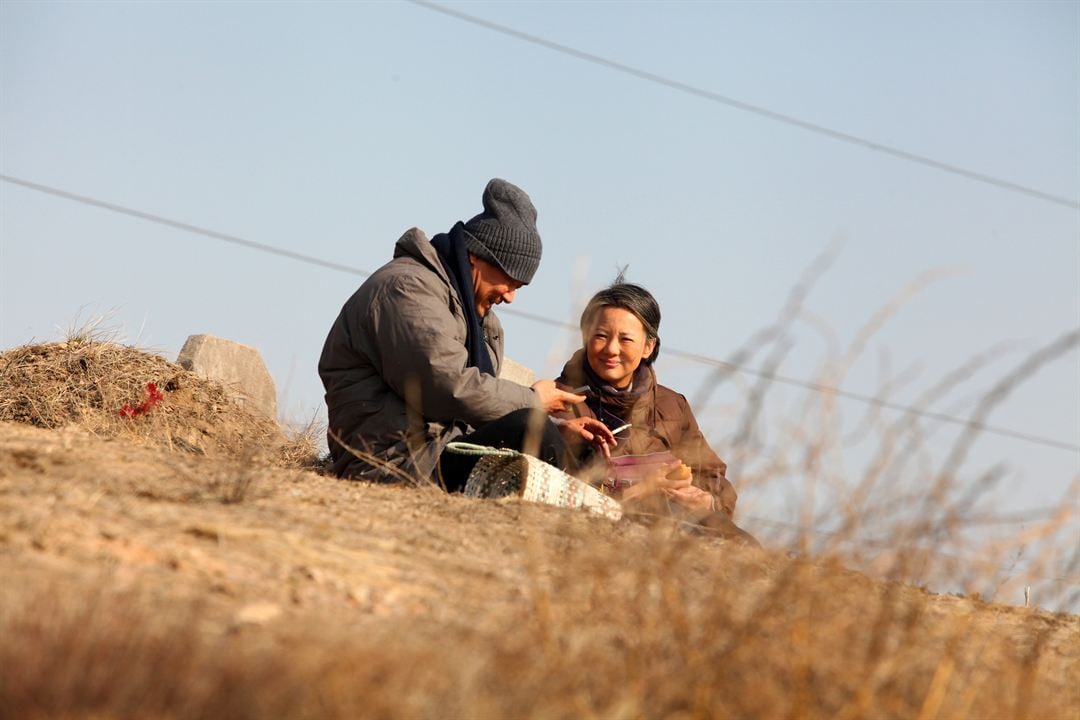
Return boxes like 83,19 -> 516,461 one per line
463,179 -> 543,284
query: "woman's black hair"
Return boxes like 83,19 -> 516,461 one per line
579,281 -> 662,364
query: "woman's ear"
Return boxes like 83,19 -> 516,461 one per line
643,337 -> 657,360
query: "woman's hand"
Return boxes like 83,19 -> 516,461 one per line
556,416 -> 617,458
621,461 -> 693,503
621,462 -> 715,513
663,484 -> 714,511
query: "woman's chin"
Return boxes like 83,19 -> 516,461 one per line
594,370 -> 630,388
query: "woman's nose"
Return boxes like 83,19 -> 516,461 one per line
604,337 -> 619,355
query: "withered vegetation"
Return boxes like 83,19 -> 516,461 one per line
0,325 -> 1076,719
0,335 -> 319,469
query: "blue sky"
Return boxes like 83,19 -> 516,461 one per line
2,1 -> 1077,593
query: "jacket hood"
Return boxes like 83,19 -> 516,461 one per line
390,226 -> 509,329
392,227 -> 451,286
556,349 -> 588,388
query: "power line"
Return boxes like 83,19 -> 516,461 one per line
407,0 -> 1080,211
661,347 -> 1080,453
0,174 -> 371,278
2,173 -> 1078,455
4,174 -> 1079,597
461,306 -> 1080,454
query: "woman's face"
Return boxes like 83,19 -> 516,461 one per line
585,306 -> 656,389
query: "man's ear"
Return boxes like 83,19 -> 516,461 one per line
466,252 -> 477,269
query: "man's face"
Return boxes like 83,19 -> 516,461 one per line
468,255 -> 523,317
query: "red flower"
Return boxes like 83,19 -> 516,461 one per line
145,383 -> 164,409
118,382 -> 166,418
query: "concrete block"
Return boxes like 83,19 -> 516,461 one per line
177,335 -> 277,419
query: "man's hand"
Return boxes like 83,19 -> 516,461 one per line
557,416 -> 616,458
531,379 -> 586,413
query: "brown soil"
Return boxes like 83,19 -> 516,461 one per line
0,342 -> 1076,719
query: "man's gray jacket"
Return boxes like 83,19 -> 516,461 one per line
318,228 -> 537,481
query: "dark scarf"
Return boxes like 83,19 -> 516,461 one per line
578,351 -> 654,431
431,222 -> 495,376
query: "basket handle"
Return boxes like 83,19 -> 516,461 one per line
444,442 -> 520,458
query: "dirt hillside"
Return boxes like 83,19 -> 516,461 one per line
0,341 -> 1077,719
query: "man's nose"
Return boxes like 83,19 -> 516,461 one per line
501,288 -> 516,304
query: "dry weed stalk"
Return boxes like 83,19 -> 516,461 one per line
690,246 -> 1079,615
1,443 -> 1077,719
328,428 -> 442,489
1,295 -> 1077,719
277,415 -> 326,470
0,334 -> 322,470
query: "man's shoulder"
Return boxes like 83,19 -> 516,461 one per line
353,261 -> 449,317
368,255 -> 430,286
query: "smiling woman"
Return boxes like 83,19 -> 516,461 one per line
553,282 -> 755,543
584,299 -> 659,390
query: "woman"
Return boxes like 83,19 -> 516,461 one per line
553,282 -> 752,541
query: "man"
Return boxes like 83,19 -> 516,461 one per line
318,179 -> 614,490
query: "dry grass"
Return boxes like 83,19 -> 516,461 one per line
0,416 -> 1075,720
0,335 -> 317,469
690,255 -> 1080,614
0,313 -> 1077,718
0,418 -> 1076,719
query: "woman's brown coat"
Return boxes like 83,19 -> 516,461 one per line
552,351 -> 738,516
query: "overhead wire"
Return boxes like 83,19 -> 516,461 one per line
407,0 -> 1080,211
3,174 -> 1077,592
5,7 -> 1077,598
0,174 -> 372,278
3,173 -> 1077,455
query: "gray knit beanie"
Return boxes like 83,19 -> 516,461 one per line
462,178 -> 543,285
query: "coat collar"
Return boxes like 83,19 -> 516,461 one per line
391,226 -> 502,330
393,227 -> 450,284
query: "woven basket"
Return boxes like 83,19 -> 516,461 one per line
448,443 -> 623,521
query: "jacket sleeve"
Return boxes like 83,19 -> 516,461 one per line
366,272 -> 538,426
672,393 -> 738,517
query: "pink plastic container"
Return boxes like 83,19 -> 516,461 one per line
606,451 -> 680,490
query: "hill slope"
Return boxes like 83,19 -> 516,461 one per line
0,340 -> 1076,719
1,420 -> 1077,719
